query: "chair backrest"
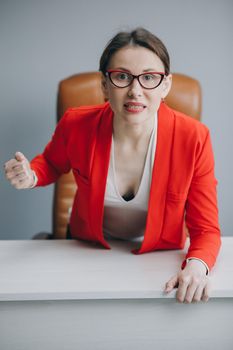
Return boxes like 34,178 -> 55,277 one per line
53,72 -> 202,238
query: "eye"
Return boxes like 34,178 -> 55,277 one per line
115,72 -> 130,81
142,74 -> 155,81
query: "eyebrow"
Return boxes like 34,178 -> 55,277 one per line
115,67 -> 159,72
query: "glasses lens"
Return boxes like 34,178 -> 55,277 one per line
139,73 -> 163,89
109,71 -> 132,87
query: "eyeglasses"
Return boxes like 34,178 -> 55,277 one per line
106,70 -> 166,89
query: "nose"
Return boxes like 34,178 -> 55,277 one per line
127,77 -> 143,97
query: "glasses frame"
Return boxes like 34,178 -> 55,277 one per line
106,69 -> 166,90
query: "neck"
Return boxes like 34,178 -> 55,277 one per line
113,114 -> 155,146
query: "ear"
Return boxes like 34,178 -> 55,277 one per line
101,74 -> 109,100
161,74 -> 172,99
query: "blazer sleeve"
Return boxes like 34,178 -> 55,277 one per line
182,130 -> 221,271
30,112 -> 71,186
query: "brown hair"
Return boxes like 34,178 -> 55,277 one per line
99,27 -> 170,76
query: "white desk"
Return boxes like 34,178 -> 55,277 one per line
0,237 -> 232,350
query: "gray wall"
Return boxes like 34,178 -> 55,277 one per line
0,0 -> 232,239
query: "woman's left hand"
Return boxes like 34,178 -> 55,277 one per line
164,259 -> 210,303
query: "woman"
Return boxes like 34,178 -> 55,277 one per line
4,28 -> 221,303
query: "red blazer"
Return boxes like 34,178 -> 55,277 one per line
30,101 -> 221,271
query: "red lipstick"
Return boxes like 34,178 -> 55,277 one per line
124,102 -> 146,113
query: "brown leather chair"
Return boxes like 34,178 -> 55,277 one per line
52,72 -> 202,239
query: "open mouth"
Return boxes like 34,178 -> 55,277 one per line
124,103 -> 146,113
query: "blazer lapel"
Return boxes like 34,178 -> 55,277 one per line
134,102 -> 175,254
89,103 -> 113,248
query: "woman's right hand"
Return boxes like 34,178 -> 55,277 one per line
4,152 -> 36,189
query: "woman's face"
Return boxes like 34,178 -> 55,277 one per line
102,45 -> 172,125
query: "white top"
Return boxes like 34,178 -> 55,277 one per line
103,116 -> 157,241
0,238 -> 232,301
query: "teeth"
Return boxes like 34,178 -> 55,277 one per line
126,105 -> 144,109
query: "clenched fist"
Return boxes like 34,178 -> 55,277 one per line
4,152 -> 36,189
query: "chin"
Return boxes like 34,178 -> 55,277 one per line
123,113 -> 151,125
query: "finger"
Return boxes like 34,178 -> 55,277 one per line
5,167 -> 25,180
8,160 -> 31,177
11,178 -> 28,190
5,169 -> 14,179
10,179 -> 20,189
184,281 -> 200,303
5,171 -> 18,180
15,152 -> 31,174
4,162 -> 26,178
193,284 -> 205,302
12,163 -> 24,171
201,282 -> 211,302
6,165 -> 24,179
10,173 -> 28,184
16,172 -> 28,180
4,159 -> 19,172
15,151 -> 27,162
164,275 -> 178,293
14,182 -> 26,190
10,176 -> 22,185
176,276 -> 190,303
